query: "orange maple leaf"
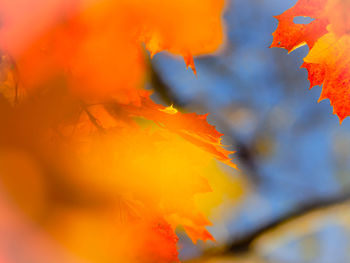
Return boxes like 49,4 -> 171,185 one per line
0,87 -> 242,263
105,96 -> 235,168
0,1 -> 236,262
1,0 -> 225,99
271,0 -> 350,123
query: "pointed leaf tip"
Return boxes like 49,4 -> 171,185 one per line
183,54 -> 197,75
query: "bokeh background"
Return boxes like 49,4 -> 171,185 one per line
150,0 -> 350,262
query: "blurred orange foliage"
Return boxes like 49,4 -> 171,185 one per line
0,1 -> 242,262
0,0 -> 225,101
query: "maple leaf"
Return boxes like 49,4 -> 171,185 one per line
53,109 -> 240,261
0,1 -> 236,262
271,0 -> 350,123
0,81 -> 241,263
107,0 -> 225,73
105,96 -> 236,168
1,0 -> 226,99
0,89 -> 242,263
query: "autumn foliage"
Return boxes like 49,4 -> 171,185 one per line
0,0 -> 225,100
3,0 -> 347,262
271,0 -> 350,123
0,0 -> 244,263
